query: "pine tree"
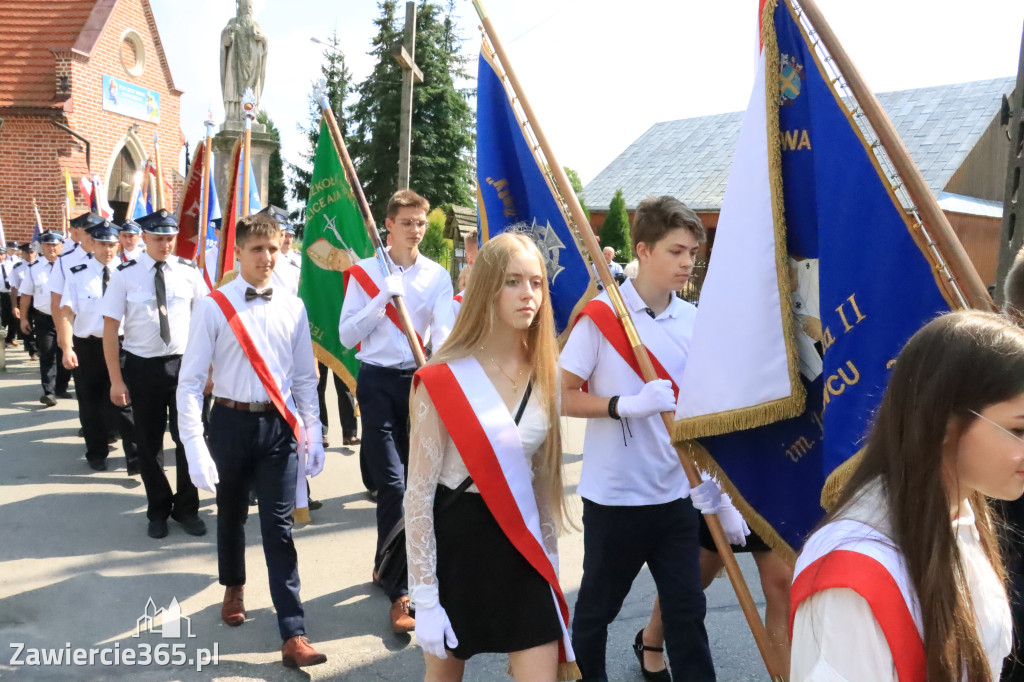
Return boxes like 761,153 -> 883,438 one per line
289,30 -> 354,216
256,110 -> 286,207
600,189 -> 632,262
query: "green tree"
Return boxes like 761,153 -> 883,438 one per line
563,166 -> 589,220
348,0 -> 475,223
419,206 -> 451,267
600,189 -> 632,262
289,30 -> 354,216
256,110 -> 286,208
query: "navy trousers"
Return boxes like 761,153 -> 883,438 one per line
72,336 -> 136,465
32,311 -> 70,396
209,403 -> 305,640
317,362 -> 357,439
356,362 -> 413,602
572,497 -> 715,682
124,352 -> 198,522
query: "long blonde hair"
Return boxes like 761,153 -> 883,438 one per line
432,232 -> 568,529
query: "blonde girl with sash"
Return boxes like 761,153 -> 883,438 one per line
405,232 -> 579,681
791,311 -> 1024,681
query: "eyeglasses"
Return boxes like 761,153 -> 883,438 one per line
395,219 -> 427,230
969,410 -> 1024,445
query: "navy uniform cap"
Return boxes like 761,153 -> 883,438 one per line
5,241 -> 17,249
259,205 -> 295,233
88,220 -> 120,243
38,231 -> 63,245
137,209 -> 179,235
69,211 -> 105,230
119,219 -> 143,235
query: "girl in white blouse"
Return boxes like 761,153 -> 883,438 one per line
405,232 -> 578,681
790,310 -> 1024,682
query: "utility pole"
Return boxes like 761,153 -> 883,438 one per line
394,1 -> 423,190
994,21 -> 1024,303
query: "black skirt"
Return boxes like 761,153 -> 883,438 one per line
434,484 -> 563,660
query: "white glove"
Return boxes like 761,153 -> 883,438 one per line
305,427 -> 325,477
382,273 -> 405,298
690,473 -> 723,515
184,439 -> 219,494
716,493 -> 751,547
414,603 -> 459,659
617,379 -> 675,418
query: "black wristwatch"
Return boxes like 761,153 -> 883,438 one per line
608,395 -> 621,420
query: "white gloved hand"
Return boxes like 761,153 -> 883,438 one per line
716,493 -> 751,547
184,439 -> 219,494
382,273 -> 405,298
305,427 -> 325,477
414,603 -> 459,659
617,379 -> 675,418
690,473 -> 723,515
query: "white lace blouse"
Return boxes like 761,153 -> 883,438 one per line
404,381 -> 559,608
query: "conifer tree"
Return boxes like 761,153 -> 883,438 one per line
256,110 -> 286,208
600,189 -> 632,262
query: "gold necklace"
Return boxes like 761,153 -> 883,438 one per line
482,348 -> 527,391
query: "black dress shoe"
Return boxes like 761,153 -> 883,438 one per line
87,459 -> 108,471
148,519 -> 168,539
126,464 -> 141,476
308,498 -> 323,511
172,514 -> 207,536
633,628 -> 671,682
56,390 -> 72,399
39,394 -> 57,407
107,433 -> 119,444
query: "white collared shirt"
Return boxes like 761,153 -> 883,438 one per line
119,244 -> 145,262
63,237 -> 78,252
176,275 -> 321,448
271,251 -> 301,295
61,257 -> 122,338
48,246 -> 90,298
560,278 -> 697,506
19,259 -> 58,314
338,252 -> 455,370
101,252 -> 209,357
9,259 -> 31,291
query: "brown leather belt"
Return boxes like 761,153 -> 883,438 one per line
214,397 -> 274,413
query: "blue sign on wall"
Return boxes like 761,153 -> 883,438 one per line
101,75 -> 160,124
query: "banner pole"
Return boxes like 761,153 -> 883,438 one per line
472,2 -> 785,679
153,134 -> 166,211
198,114 -> 214,271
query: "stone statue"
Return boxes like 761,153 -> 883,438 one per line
220,0 -> 267,124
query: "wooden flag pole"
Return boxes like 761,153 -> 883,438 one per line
473,3 -> 786,679
793,0 -> 992,312
198,114 -> 214,272
153,134 -> 166,211
316,92 -> 428,368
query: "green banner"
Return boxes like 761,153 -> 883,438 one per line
299,118 -> 374,389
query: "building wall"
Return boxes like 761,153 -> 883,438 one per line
0,117 -> 77,239
945,111 -> 1013,202
947,211 -> 1001,288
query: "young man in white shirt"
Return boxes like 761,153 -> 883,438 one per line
176,212 -> 327,668
561,196 -> 716,681
338,189 -> 455,633
264,205 -> 301,295
10,242 -> 38,358
117,219 -> 145,262
103,210 -> 208,538
19,231 -> 70,405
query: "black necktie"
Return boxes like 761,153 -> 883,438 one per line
154,261 -> 171,345
102,265 -> 110,294
245,287 -> 273,302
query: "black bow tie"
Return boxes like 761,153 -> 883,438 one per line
245,287 -> 273,302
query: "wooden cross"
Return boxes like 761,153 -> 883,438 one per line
393,1 -> 423,190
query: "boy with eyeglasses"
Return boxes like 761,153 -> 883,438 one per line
339,189 -> 455,633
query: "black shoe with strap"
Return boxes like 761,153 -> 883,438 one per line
633,628 -> 671,682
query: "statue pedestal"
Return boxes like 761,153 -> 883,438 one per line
212,122 -> 278,214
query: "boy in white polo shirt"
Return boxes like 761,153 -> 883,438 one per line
561,195 -> 715,681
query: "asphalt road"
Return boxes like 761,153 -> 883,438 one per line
0,345 -> 769,681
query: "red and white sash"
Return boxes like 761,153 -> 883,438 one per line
791,520 -> 925,682
209,289 -> 309,509
343,263 -> 426,356
572,298 -> 682,400
414,357 -> 576,671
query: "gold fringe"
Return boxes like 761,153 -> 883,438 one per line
673,394 -> 804,441
216,269 -> 238,288
558,660 -> 582,681
294,506 -> 311,524
313,341 -> 358,393
679,439 -> 797,565
819,448 -> 865,511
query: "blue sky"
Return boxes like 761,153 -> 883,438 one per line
152,0 -> 1024,203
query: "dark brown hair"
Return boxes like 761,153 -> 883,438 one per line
1004,245 -> 1024,324
385,189 -> 430,219
235,212 -> 282,246
828,310 -> 1024,682
630,195 -> 705,251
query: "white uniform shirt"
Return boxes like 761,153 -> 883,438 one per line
49,246 -> 90,298
271,251 -> 301,295
101,252 -> 209,358
176,275 -> 321,449
9,260 -> 31,291
61,257 -> 122,338
338,252 -> 455,370
62,237 -> 78,252
560,279 -> 697,506
118,244 -> 145,263
19,259 -> 58,315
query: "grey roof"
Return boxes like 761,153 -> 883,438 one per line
583,77 -> 1016,212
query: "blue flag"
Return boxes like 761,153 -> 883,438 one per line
205,161 -> 221,251
674,0 -> 957,555
476,48 -> 591,331
235,152 -> 261,215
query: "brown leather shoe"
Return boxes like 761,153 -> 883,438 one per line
221,585 -> 245,626
390,596 -> 415,633
281,636 -> 327,668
